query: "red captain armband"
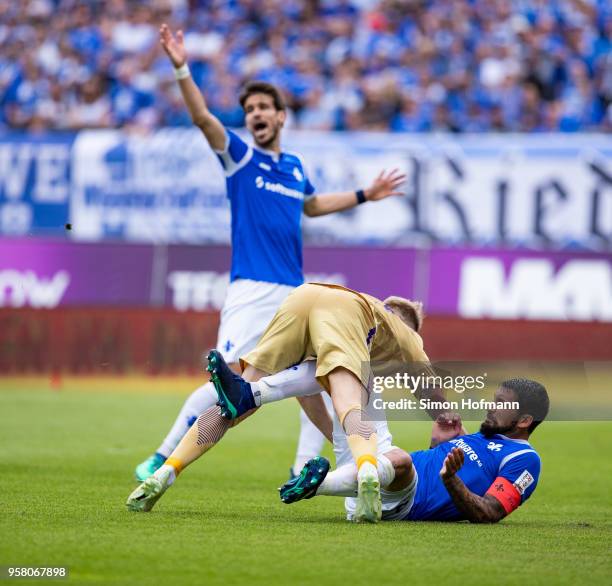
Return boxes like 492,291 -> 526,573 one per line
486,477 -> 522,515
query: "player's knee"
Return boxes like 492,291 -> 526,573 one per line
385,448 -> 413,477
395,453 -> 413,478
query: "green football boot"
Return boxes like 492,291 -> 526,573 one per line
134,452 -> 166,482
207,349 -> 257,420
126,466 -> 173,512
279,457 -> 330,504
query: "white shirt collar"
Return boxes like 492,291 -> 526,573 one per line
253,145 -> 281,162
498,434 -> 531,445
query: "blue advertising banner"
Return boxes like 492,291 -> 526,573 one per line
70,129 -> 229,243
0,130 -> 610,249
0,132 -> 74,237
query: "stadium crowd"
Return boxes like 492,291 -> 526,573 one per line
1,0 -> 610,132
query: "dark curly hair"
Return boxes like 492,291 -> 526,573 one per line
239,81 -> 286,111
501,378 -> 550,433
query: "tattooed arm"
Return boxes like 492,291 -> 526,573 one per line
440,447 -> 507,523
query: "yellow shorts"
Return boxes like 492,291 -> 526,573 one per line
241,283 -> 376,391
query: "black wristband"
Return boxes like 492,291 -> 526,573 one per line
355,189 -> 367,204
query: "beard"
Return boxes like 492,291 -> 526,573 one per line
253,125 -> 279,149
479,419 -> 519,437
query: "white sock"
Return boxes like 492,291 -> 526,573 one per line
293,392 -> 334,473
154,464 -> 176,486
251,360 -> 321,406
315,454 -> 396,497
316,463 -> 358,497
377,453 -> 396,488
156,382 -> 218,457
357,461 -> 379,482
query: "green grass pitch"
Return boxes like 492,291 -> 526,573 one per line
0,382 -> 610,585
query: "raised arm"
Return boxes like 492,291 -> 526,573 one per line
303,169 -> 406,217
159,23 -> 226,151
440,447 -> 507,523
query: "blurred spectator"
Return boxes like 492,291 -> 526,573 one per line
296,87 -> 335,130
67,75 -> 113,129
0,0 -> 610,133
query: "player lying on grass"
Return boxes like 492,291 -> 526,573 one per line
280,378 -> 549,523
127,282 -> 440,523
134,24 -> 406,483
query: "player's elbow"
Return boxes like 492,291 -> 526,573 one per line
193,115 -> 226,151
468,508 -> 505,524
303,199 -> 321,217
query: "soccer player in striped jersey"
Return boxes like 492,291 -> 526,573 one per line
134,25 -> 406,482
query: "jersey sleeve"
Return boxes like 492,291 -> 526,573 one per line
400,327 -> 430,365
304,175 -> 315,196
487,450 -> 541,514
214,129 -> 252,177
294,152 -> 315,196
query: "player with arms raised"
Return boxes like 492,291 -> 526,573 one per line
134,25 -> 406,482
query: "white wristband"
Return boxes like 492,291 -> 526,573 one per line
174,63 -> 191,81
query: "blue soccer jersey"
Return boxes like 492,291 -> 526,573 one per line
214,129 -> 315,287
407,432 -> 541,521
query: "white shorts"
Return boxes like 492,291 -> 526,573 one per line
377,471 -> 418,521
216,278 -> 295,364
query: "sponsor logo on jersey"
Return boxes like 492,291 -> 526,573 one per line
449,438 -> 483,467
254,176 -> 304,200
487,442 -> 503,452
513,470 -> 534,495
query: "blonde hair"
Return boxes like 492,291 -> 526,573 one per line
383,296 -> 425,332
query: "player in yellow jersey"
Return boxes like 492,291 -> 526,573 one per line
127,283 -> 436,523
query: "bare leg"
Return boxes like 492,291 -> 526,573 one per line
327,368 -> 377,471
327,367 -> 381,523
138,362 -> 243,476
159,364 -> 269,477
127,364 -> 276,511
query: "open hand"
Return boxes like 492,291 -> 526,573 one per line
365,169 -> 406,201
440,447 -> 465,481
159,23 -> 187,68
